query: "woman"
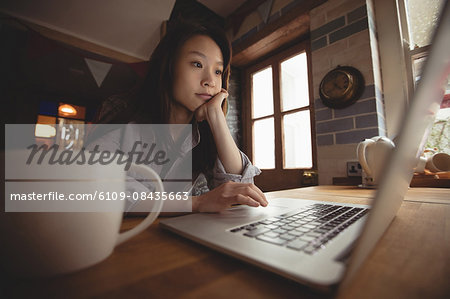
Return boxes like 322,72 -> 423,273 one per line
91,21 -> 267,213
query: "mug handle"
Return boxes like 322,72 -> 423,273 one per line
357,139 -> 374,177
115,163 -> 164,246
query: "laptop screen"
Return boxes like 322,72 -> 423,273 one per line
342,1 -> 450,285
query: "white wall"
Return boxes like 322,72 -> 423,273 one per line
0,0 -> 175,60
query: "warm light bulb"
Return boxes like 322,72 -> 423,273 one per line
58,104 -> 77,116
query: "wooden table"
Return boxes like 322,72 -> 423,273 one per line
2,186 -> 449,298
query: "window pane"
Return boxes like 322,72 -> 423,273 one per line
283,111 -> 312,168
252,67 -> 274,118
57,118 -> 85,150
405,0 -> 445,48
412,56 -> 427,85
280,52 -> 309,112
35,115 -> 56,138
253,117 -> 275,169
426,106 -> 450,155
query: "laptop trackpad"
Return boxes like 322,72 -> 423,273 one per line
218,203 -> 292,219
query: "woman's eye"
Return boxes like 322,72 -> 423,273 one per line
192,62 -> 202,68
215,70 -> 223,75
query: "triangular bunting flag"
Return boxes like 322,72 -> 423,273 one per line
84,58 -> 112,87
257,0 -> 273,24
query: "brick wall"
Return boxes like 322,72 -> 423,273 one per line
226,67 -> 242,147
227,0 -> 385,185
227,0 -> 303,148
310,0 -> 385,184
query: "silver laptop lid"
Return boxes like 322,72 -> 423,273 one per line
342,1 -> 450,286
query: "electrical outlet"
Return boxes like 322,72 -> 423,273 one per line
302,170 -> 318,186
347,161 -> 362,177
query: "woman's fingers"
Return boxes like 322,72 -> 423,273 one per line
195,89 -> 228,122
248,184 -> 268,206
210,89 -> 228,106
194,182 -> 268,212
236,184 -> 267,207
222,182 -> 267,207
220,88 -> 229,97
194,106 -> 206,121
234,194 -> 259,207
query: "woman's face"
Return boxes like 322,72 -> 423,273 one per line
172,35 -> 224,120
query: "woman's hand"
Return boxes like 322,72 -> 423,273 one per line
195,88 -> 228,122
193,181 -> 268,213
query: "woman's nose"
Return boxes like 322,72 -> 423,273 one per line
201,71 -> 216,87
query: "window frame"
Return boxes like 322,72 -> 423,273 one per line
242,41 -> 317,190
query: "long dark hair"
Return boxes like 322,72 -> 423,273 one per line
132,21 -> 231,123
112,20 -> 232,176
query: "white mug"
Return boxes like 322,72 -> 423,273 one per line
357,136 -> 395,187
414,156 -> 428,173
414,152 -> 450,173
1,160 -> 164,278
425,152 -> 450,172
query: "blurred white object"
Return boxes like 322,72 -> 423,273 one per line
414,156 -> 428,173
426,152 -> 450,172
357,136 -> 395,187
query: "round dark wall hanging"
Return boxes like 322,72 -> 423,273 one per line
319,66 -> 365,109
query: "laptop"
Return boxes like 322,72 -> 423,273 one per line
160,2 -> 450,291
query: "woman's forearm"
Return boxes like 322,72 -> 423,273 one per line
206,108 -> 243,174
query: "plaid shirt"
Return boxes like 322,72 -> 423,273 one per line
87,121 -> 261,213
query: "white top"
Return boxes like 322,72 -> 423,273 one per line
86,123 -> 261,212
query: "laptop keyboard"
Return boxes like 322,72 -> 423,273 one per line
229,203 -> 369,254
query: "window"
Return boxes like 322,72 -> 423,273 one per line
35,101 -> 87,150
244,42 -> 316,191
400,0 -> 449,154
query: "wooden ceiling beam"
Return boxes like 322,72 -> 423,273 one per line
230,0 -> 326,68
225,0 -> 268,35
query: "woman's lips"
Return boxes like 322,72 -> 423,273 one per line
196,93 -> 213,101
